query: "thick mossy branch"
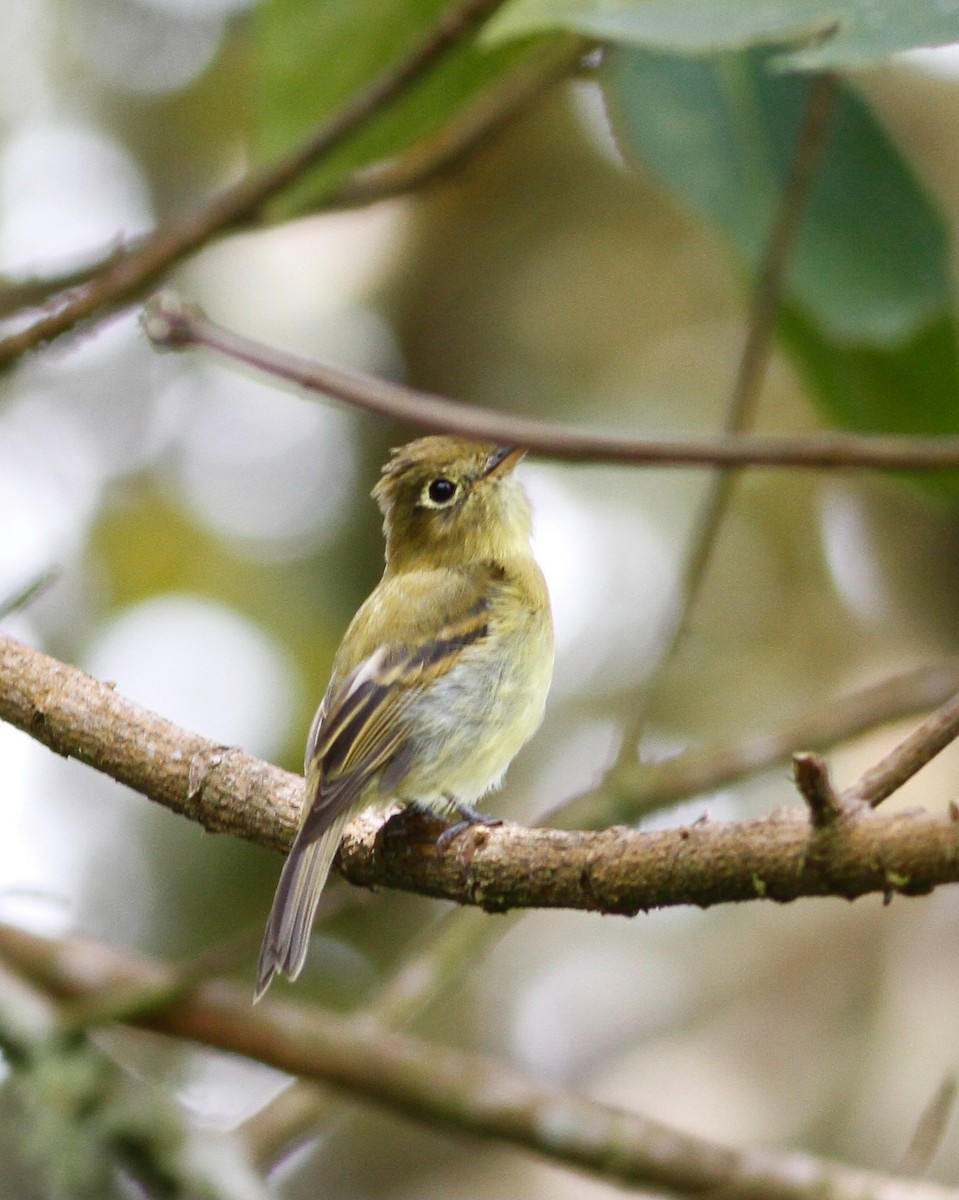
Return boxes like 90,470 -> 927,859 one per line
0,923 -> 956,1200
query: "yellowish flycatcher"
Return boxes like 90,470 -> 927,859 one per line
256,436 -> 553,999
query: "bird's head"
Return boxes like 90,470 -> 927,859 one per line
373,436 -> 532,571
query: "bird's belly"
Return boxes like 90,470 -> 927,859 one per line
396,630 -> 552,807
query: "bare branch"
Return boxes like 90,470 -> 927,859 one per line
0,568 -> 61,620
842,688 -> 959,808
4,633 -> 959,914
552,659 -> 959,828
897,1076 -> 957,1179
242,906 -> 503,1167
317,38 -> 583,211
0,0 -> 513,368
1,924 -> 955,1200
793,751 -> 845,827
0,247 -> 128,319
142,295 -> 959,472
0,634 -> 302,852
667,73 -> 837,644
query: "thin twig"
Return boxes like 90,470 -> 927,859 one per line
0,567 -> 60,620
550,659 -> 959,828
897,1076 -> 957,1179
842,688 -> 959,808
0,0 -> 512,368
1,924 -> 955,1200
317,38 -> 584,211
604,73 -> 837,796
141,295 -> 959,471
667,73 -> 837,641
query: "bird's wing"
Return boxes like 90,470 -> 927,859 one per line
300,583 -> 492,844
255,578 -> 495,996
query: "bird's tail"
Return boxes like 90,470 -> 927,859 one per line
254,809 -> 351,1002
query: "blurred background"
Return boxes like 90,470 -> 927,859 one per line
3,1 -> 959,1195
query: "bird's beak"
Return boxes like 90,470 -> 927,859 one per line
483,446 -> 527,479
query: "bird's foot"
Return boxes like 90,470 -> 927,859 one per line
435,804 -> 502,853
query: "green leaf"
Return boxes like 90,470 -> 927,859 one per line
608,51 -> 951,343
780,309 -> 959,438
603,46 -> 959,477
486,0 -> 959,71
253,0 -> 550,206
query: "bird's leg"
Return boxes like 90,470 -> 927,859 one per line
435,798 -> 502,852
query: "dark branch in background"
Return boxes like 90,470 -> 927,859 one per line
662,73 -> 837,648
897,1076 -> 957,1179
238,906 -> 507,1168
0,249 -> 128,320
313,38 -> 583,212
0,925 -> 954,1200
0,38 -> 579,324
252,907 -> 507,1167
0,567 -> 61,621
0,0 -> 515,368
141,294 -> 959,470
594,71 -> 838,826
552,658 -> 959,827
0,960 -> 252,1199
4,633 -> 959,914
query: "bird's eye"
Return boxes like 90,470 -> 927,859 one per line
426,477 -> 458,506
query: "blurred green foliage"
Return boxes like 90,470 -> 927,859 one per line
604,48 -> 959,492
253,0 -> 563,212
487,0 -> 959,70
